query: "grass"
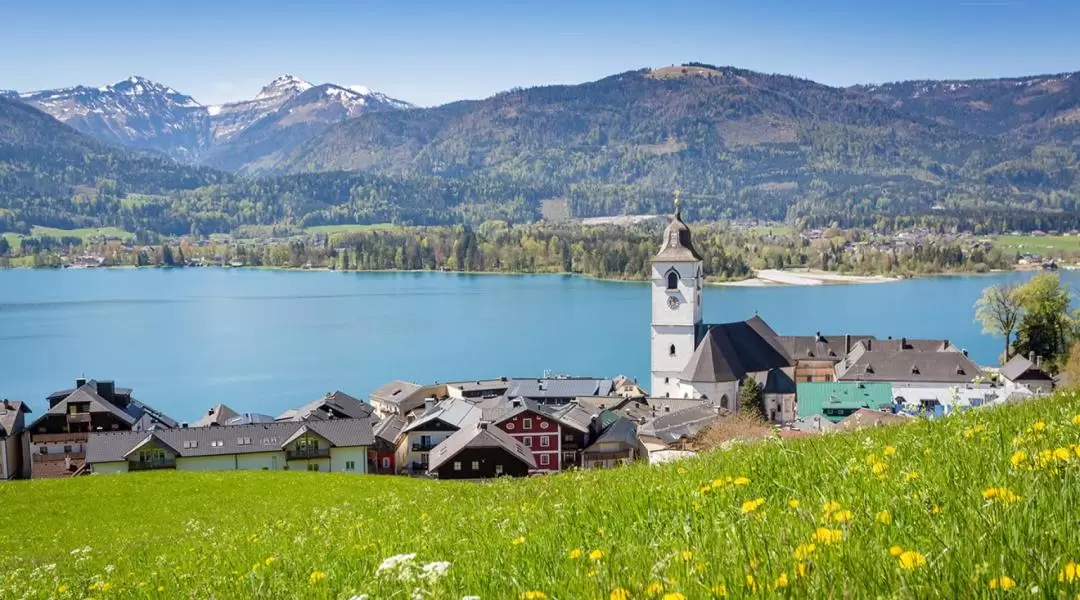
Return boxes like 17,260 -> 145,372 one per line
2,227 -> 135,244
1,395 -> 1079,598
991,234 -> 1080,254
303,224 -> 396,235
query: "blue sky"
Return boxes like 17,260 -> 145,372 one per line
2,0 -> 1078,107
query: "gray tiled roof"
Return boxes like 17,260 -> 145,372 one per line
370,380 -> 422,405
373,414 -> 406,444
427,423 -> 536,472
403,398 -> 481,432
680,316 -> 793,382
550,402 -> 599,433
276,391 -> 373,422
855,338 -> 959,353
638,405 -> 723,444
505,378 -> 614,399
587,417 -> 639,449
35,381 -> 177,430
0,400 -> 30,438
777,334 -> 875,361
835,345 -> 983,384
1000,354 -> 1052,382
191,404 -> 240,428
85,418 -> 374,464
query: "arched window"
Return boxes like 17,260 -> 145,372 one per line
701,394 -> 708,400
720,395 -> 729,410
666,271 -> 679,290
669,344 -> 676,357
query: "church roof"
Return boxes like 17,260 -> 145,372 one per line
679,316 -> 793,382
653,209 -> 702,262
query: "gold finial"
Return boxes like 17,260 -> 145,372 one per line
673,187 -> 681,212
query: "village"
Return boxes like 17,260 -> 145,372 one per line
0,208 -> 1062,482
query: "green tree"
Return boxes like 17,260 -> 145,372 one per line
161,245 -> 175,266
739,377 -> 765,420
1013,273 -> 1075,372
975,282 -> 1022,364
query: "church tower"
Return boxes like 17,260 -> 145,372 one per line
650,190 -> 703,397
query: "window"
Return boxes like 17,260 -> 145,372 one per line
307,464 -> 320,472
345,460 -> 355,471
524,436 -> 533,448
540,436 -> 550,448
720,395 -> 729,410
237,437 -> 252,446
667,271 -> 679,290
505,422 -> 514,430
669,344 -> 676,357
182,440 -> 199,449
63,445 -> 72,453
540,421 -> 549,429
564,434 -> 573,442
453,461 -> 462,471
382,457 -> 391,469
523,418 -> 532,430
540,454 -> 550,466
471,461 -> 480,470
495,464 -> 504,475
210,440 -> 223,448
39,446 -> 48,455
664,377 -> 669,384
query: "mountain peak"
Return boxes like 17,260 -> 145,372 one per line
257,74 -> 313,99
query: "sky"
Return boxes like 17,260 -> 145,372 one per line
2,0 -> 1078,107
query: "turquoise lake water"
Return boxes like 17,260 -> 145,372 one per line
0,268 -> 1073,422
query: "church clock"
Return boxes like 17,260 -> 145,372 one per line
667,296 -> 680,310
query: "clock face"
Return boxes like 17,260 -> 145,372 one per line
667,296 -> 680,310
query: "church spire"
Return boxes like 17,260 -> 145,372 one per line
674,187 -> 681,219
653,187 -> 702,262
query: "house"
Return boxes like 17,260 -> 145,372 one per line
778,333 -> 874,383
27,378 -> 176,478
397,398 -> 481,473
504,377 -> 615,406
370,414 -> 405,474
1000,353 -> 1054,396
582,417 -> 641,469
427,422 -> 536,479
637,404 -> 725,454
548,401 -> 597,469
276,391 -> 374,422
483,398 -> 565,472
0,400 -> 32,480
796,382 -> 894,423
445,379 -> 512,401
86,418 -> 373,474
370,380 -> 444,418
191,404 -> 239,427
612,375 -> 646,398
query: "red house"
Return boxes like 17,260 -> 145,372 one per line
485,398 -> 594,473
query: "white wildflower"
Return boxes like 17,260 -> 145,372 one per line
348,596 -> 370,600
420,561 -> 451,582
463,596 -> 481,600
376,553 -> 417,576
104,564 -> 115,574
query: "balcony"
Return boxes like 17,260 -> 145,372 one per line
129,459 -> 176,471
33,451 -> 85,463
30,432 -> 89,444
411,442 -> 437,452
286,447 -> 330,460
66,413 -> 91,424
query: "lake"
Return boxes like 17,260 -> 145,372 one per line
0,268 -> 1072,422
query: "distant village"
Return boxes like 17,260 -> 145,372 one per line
0,211 -> 1063,481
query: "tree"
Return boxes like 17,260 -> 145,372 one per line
0,236 -> 9,256
1060,341 -> 1080,390
739,377 -> 765,420
161,245 -> 175,266
975,282 -> 1022,364
1013,273 -> 1075,372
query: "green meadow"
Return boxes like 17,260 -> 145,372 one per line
2,394 -> 1079,599
991,234 -> 1080,254
2,226 -> 135,245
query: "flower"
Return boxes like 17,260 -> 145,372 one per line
1060,561 -> 1078,583
680,550 -> 694,562
677,467 -> 687,475
589,549 -> 605,561
832,510 -> 853,524
741,498 -> 765,514
889,546 -> 904,557
811,528 -> 843,544
876,510 -> 892,524
521,592 -> 547,600
57,585 -> 68,594
732,476 -> 750,486
988,576 -> 1016,590
1033,420 -> 1046,432
795,562 -> 809,578
662,594 -> 686,600
904,471 -> 921,482
711,583 -> 727,597
772,573 -> 789,590
264,556 -> 276,566
1072,414 -> 1080,426
420,561 -> 451,582
646,582 -> 664,596
1010,450 -> 1028,468
610,588 -> 632,600
794,543 -> 816,561
88,582 -> 113,592
788,499 -> 800,509
1054,447 -> 1072,462
983,487 -> 1021,506
884,446 -> 897,456
569,548 -> 582,559
896,550 -> 927,570
512,536 -> 526,546
745,574 -> 758,592
309,570 -> 327,584
376,553 -> 417,576
872,462 -> 888,475
822,501 -> 841,514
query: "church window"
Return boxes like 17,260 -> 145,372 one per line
666,271 -> 679,290
669,344 -> 676,357
720,395 -> 729,409
664,377 -> 669,384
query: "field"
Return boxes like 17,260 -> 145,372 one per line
991,234 -> 1080,254
303,224 -> 396,235
2,395 -> 1079,598
2,226 -> 135,244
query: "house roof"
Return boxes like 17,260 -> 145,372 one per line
504,378 -> 614,399
0,400 -> 31,438
796,382 -> 895,419
1000,354 -> 1053,382
777,334 -> 875,361
638,405 -> 724,444
85,418 -> 374,464
788,415 -> 840,433
370,380 -> 437,413
835,408 -> 913,431
653,210 -> 702,262
587,417 -> 639,450
680,316 -> 793,382
403,398 -> 481,432
276,391 -> 373,422
427,423 -> 537,472
373,414 -> 406,444
123,433 -> 182,458
191,404 -> 240,428
834,345 -> 983,384
853,338 -> 958,353
33,381 -> 177,431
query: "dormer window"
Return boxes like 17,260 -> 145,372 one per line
911,365 -> 920,375
666,271 -> 679,290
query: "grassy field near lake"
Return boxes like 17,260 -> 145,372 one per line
2,226 -> 135,244
992,234 -> 1080,254
1,394 -> 1079,598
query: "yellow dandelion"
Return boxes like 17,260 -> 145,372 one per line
745,574 -> 758,592
57,585 -> 68,594
822,500 -> 841,514
1071,414 -> 1080,426
897,550 -> 927,570
711,583 -> 727,597
732,476 -> 750,486
793,543 -> 816,561
795,562 -> 809,578
157,586 -> 165,592
680,549 -> 694,562
662,594 -> 686,600
646,581 -> 664,596
876,510 -> 892,524
1060,561 -> 1078,583
677,467 -> 687,475
1010,450 -> 1028,468
521,592 -> 548,600
772,573 -> 789,590
587,569 -> 598,578
568,548 -> 582,559
811,527 -> 843,544
930,504 -> 943,515
1054,447 -> 1072,462
983,487 -> 1021,506
884,446 -> 897,456
904,471 -> 921,482
512,536 -> 526,546
988,576 -> 1016,590
788,499 -> 800,509
264,556 -> 276,566
741,498 -> 765,514
872,461 -> 888,475
1033,420 -> 1046,432
589,549 -> 605,561
309,570 -> 326,584
832,509 -> 853,524
610,588 -> 632,600
889,545 -> 904,557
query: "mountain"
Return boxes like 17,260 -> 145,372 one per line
279,64 -> 1079,224
202,79 -> 414,173
19,76 -> 210,163
14,75 -> 413,170
0,96 -> 225,233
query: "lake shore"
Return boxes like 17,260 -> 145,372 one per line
717,269 -> 900,287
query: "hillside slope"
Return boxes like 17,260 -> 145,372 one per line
2,393 -> 1077,598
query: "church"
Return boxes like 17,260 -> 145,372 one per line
649,200 -> 797,422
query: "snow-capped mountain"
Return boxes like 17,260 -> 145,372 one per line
19,76 -> 211,162
13,74 -> 413,170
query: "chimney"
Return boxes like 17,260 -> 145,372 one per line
942,338 -> 949,350
424,398 -> 436,412
962,349 -> 968,357
1036,355 -> 1042,368
1029,351 -> 1035,363
478,421 -> 489,430
845,334 -> 851,353
208,408 -> 215,416
96,381 -> 115,402
75,377 -> 87,388
181,422 -> 188,429
901,337 -> 907,349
